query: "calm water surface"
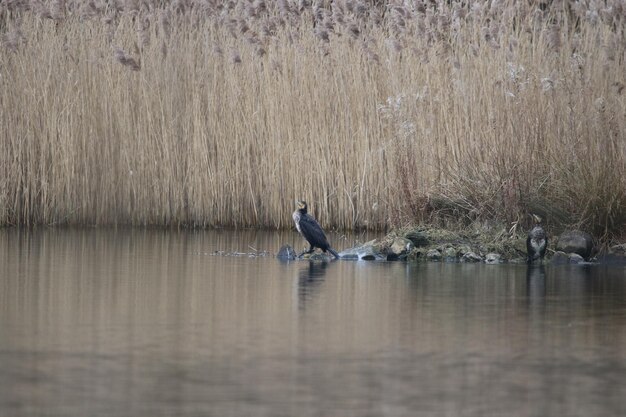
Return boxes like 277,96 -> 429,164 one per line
1,228 -> 626,417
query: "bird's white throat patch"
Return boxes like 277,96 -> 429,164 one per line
531,238 -> 546,251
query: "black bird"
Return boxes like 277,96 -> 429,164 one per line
527,214 -> 547,264
292,200 -> 340,259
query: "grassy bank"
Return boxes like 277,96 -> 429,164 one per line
1,1 -> 625,240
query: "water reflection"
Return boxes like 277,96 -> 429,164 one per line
526,264 -> 546,299
1,228 -> 626,417
297,261 -> 329,308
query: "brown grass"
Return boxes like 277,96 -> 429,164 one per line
1,1 -> 625,240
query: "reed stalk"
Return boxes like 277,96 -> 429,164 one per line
1,1 -> 624,240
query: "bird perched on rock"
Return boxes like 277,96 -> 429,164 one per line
292,200 -> 340,259
527,214 -> 547,264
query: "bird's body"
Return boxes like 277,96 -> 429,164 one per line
527,215 -> 547,264
293,201 -> 340,259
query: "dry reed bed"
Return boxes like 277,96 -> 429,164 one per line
1,1 -> 625,240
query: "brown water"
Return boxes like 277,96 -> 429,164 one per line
1,228 -> 626,417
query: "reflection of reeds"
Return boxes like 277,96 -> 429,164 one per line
0,1 -> 625,240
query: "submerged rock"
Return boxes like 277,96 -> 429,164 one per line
556,230 -> 594,260
277,245 -> 297,260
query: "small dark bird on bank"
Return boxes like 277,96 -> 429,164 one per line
527,214 -> 547,264
292,200 -> 340,259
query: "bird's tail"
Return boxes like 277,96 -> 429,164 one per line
327,247 -> 340,259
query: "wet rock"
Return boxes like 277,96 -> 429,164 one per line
277,245 -> 297,260
404,230 -> 430,247
556,230 -> 594,259
338,240 -> 385,261
307,252 -> 332,261
461,251 -> 482,263
339,244 -> 365,259
568,253 -> 585,264
484,253 -> 503,264
551,251 -> 571,265
337,251 -> 359,260
387,237 -> 414,260
509,257 -> 528,264
426,249 -> 442,261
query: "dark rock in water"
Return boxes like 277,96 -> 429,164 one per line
556,230 -> 594,259
277,245 -> 297,260
404,230 -> 430,247
485,253 -> 502,264
461,251 -> 482,263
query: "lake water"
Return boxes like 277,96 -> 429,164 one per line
1,228 -> 625,417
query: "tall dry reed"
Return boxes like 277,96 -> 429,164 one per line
1,1 -> 625,240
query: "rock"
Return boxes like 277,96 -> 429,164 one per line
568,253 -> 585,264
457,245 -> 473,256
556,230 -> 594,259
509,257 -> 528,264
277,245 -> 297,260
551,251 -> 569,264
338,246 -> 360,259
408,248 -> 427,261
338,240 -> 385,261
426,249 -> 442,261
307,252 -> 331,261
404,230 -> 430,247
485,253 -> 503,264
387,237 -> 414,260
442,247 -> 457,261
461,251 -> 482,262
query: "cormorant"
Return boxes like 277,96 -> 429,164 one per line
527,214 -> 547,264
292,200 -> 340,259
